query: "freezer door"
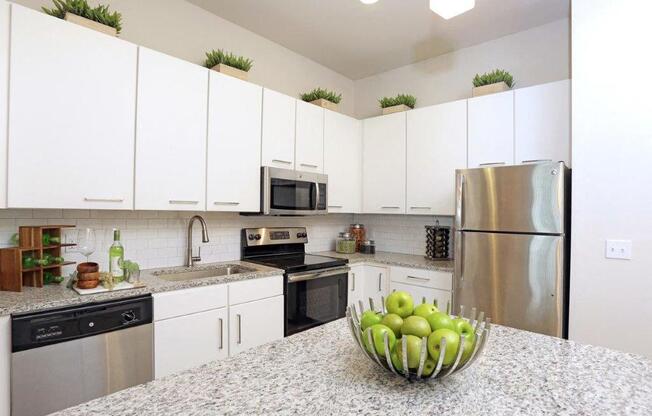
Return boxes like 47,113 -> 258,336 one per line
454,231 -> 565,337
455,162 -> 568,233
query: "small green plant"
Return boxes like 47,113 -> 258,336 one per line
472,69 -> 514,88
204,49 -> 253,72
300,88 -> 342,104
42,0 -> 122,33
378,94 -> 416,109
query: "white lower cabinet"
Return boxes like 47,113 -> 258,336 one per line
388,266 -> 453,312
390,281 -> 452,313
347,264 -> 365,308
363,265 -> 390,310
0,315 -> 9,416
229,295 -> 284,356
154,308 -> 228,378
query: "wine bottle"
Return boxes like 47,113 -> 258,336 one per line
109,229 -> 124,281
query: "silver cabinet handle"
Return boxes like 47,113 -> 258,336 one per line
169,200 -> 198,205
328,205 -> 343,208
378,273 -> 382,292
300,163 -> 318,168
410,206 -> 432,210
218,318 -> 223,350
272,159 -> 292,165
407,275 -> 430,282
478,162 -> 506,166
84,197 -> 124,202
521,159 -> 552,164
351,272 -> 355,291
214,201 -> 240,206
236,314 -> 242,345
380,206 -> 401,209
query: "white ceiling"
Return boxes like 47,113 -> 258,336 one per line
187,0 -> 570,80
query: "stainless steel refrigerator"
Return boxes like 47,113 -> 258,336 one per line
454,162 -> 570,338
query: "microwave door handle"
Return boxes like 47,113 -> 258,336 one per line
314,181 -> 320,211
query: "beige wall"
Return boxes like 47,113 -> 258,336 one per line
353,19 -> 570,118
570,0 -> 652,358
13,0 -> 357,116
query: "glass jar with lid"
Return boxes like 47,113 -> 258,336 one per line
336,232 -> 357,254
349,224 -> 366,252
360,240 -> 376,255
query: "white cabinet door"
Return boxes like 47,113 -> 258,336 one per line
407,100 -> 467,216
324,111 -> 362,213
515,80 -> 571,166
363,265 -> 389,311
261,89 -> 296,169
207,72 -> 262,212
154,307 -> 228,379
467,90 -> 515,168
7,5 -> 137,209
135,48 -> 208,211
390,281 -> 452,313
295,100 -> 324,173
362,113 -> 406,214
229,295 -> 284,355
0,1 -> 8,209
347,264 -> 365,308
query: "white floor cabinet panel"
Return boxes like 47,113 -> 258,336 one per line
347,264 -> 365,308
229,295 -> 284,356
7,5 -> 137,209
467,90 -> 515,168
407,100 -> 467,215
390,281 -> 452,313
363,265 -> 390,310
295,100 -> 324,173
135,48 -> 208,211
324,111 -> 362,213
207,72 -> 263,212
154,308 -> 228,378
262,89 -> 296,169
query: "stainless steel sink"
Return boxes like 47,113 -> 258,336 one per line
154,264 -> 256,282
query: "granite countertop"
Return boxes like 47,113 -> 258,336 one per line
316,251 -> 454,272
0,260 -> 282,316
53,318 -> 652,416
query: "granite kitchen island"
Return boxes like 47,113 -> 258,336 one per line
53,319 -> 652,416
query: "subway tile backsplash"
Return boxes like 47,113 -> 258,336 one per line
0,210 -> 452,273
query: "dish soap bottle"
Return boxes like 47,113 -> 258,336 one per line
109,229 -> 124,282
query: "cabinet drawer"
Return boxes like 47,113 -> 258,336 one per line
390,281 -> 452,312
153,285 -> 228,321
228,275 -> 283,305
390,266 -> 452,291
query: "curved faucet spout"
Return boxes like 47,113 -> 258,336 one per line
187,215 -> 210,267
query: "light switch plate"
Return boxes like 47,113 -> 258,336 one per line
605,240 -> 632,260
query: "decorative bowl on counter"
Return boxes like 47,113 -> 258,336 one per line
346,296 -> 491,381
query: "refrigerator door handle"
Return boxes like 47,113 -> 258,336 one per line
455,174 -> 465,229
454,231 -> 464,284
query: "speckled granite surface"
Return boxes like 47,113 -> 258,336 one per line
316,251 -> 454,272
53,318 -> 652,416
0,260 -> 282,316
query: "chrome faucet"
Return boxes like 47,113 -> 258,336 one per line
186,215 -> 210,267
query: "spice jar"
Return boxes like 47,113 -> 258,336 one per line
349,224 -> 366,252
360,240 -> 376,255
336,232 -> 356,254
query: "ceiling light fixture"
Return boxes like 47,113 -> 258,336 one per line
429,0 -> 475,19
360,0 -> 379,4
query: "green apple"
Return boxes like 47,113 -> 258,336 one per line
390,349 -> 403,372
452,318 -> 476,344
385,291 -> 414,318
362,324 -> 396,357
396,335 -> 427,369
425,311 -> 455,332
381,313 -> 403,337
413,303 -> 439,318
460,337 -> 476,365
427,328 -> 460,366
360,310 -> 382,331
421,357 -> 437,376
401,315 -> 432,338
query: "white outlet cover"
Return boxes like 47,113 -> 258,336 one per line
605,240 -> 632,260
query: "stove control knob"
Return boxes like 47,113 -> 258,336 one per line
255,234 -> 262,240
300,232 -> 307,238
296,232 -> 302,238
248,234 -> 255,241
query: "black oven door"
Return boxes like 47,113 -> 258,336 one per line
285,266 -> 349,336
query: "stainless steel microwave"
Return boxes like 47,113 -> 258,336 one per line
261,167 -> 328,216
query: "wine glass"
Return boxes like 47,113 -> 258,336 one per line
77,228 -> 97,263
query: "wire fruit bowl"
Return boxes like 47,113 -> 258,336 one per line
346,297 -> 491,381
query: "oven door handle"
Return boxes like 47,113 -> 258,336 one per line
287,266 -> 351,283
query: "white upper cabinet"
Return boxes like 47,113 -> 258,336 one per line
324,111 -> 362,213
0,1 -> 9,209
7,6 -> 137,209
207,71 -> 262,212
135,48 -> 208,211
362,113 -> 406,214
261,89 -> 296,169
467,90 -> 515,168
407,100 -> 467,216
515,80 -> 571,166
295,100 -> 324,173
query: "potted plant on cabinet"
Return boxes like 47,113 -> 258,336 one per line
300,88 -> 342,112
379,94 -> 416,115
42,0 -> 122,37
472,69 -> 514,97
204,49 -> 253,81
